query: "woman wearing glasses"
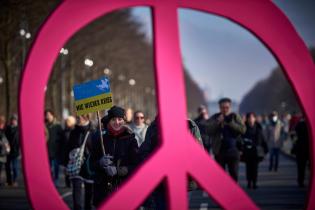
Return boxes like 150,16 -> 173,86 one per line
129,111 -> 148,147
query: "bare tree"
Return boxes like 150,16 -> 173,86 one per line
1,1 -> 206,121
0,0 -> 59,118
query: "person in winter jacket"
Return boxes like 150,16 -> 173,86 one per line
65,114 -> 95,210
267,111 -> 283,172
5,115 -> 20,187
294,117 -> 309,187
45,109 -> 63,185
91,106 -> 139,207
207,98 -> 246,182
242,112 -> 268,189
129,111 -> 148,147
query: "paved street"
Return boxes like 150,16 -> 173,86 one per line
189,154 -> 309,210
0,153 -> 310,210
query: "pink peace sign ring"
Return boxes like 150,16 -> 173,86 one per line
19,0 -> 315,210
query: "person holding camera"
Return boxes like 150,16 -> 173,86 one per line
207,98 -> 246,182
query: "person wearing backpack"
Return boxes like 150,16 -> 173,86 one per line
242,112 -> 268,189
65,114 -> 95,210
91,106 -> 139,207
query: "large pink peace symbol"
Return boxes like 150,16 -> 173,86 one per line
19,0 -> 315,209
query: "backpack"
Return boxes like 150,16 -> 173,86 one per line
188,119 -> 203,146
66,131 -> 90,178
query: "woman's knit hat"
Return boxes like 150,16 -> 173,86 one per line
101,106 -> 126,126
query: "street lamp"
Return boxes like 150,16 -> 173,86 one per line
82,57 -> 94,81
19,29 -> 26,36
19,28 -> 31,70
129,79 -> 136,86
20,29 -> 31,39
25,32 -> 31,39
60,47 -> 69,122
84,58 -> 94,67
118,74 -> 126,81
104,68 -> 112,76
145,87 -> 151,94
60,48 -> 69,55
128,79 -> 136,108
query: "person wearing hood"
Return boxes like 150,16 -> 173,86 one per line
65,114 -> 95,210
91,106 -> 139,207
267,111 -> 283,172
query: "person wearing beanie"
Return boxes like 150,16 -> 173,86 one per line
91,106 -> 139,207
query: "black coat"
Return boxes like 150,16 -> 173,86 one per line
139,119 -> 159,162
294,120 -> 309,158
65,123 -> 95,180
5,125 -> 20,158
91,127 -> 139,187
46,121 -> 63,160
60,127 -> 75,166
242,123 -> 268,161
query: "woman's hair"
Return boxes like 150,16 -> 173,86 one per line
246,112 -> 256,123
44,109 -> 55,116
134,110 -> 144,119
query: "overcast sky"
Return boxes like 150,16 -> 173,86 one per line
131,1 -> 315,103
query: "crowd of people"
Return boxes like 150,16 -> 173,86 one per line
0,97 -> 310,210
194,98 -> 309,190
